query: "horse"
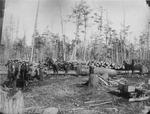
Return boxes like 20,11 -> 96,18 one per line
19,62 -> 30,90
123,60 -> 143,75
133,63 -> 143,75
123,60 -> 133,74
56,60 -> 69,74
5,60 -> 14,86
45,57 -> 58,74
5,60 -> 20,89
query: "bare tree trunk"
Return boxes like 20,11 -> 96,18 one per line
116,42 -> 119,64
70,16 -> 80,61
31,0 -> 39,62
83,15 -> 87,61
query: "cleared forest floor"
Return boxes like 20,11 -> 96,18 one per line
24,73 -> 150,114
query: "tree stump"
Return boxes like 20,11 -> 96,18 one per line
88,74 -> 100,88
87,65 -> 111,88
88,74 -> 110,87
0,88 -> 24,114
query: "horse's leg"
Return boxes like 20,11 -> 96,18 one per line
53,67 -> 55,74
131,66 -> 134,78
13,76 -> 17,90
23,73 -> 26,90
8,74 -> 12,87
53,65 -> 58,75
54,65 -> 58,79
56,66 -> 58,74
131,68 -> 133,75
127,69 -> 130,77
64,65 -> 68,75
140,68 -> 143,76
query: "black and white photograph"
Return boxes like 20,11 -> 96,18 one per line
0,0 -> 150,114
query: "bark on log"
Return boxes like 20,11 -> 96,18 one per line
94,67 -> 117,76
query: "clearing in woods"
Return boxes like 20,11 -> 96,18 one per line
23,73 -> 150,114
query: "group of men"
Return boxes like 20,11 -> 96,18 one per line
4,59 -> 44,90
4,57 -> 79,89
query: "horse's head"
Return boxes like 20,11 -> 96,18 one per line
8,62 -> 16,74
131,59 -> 135,65
123,61 -> 126,65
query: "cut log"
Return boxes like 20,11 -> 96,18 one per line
76,65 -> 118,76
129,96 -> 149,102
101,73 -> 109,81
94,67 -> 117,76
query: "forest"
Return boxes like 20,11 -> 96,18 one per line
2,0 -> 150,66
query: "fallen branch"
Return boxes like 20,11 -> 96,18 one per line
84,99 -> 112,104
89,101 -> 112,107
105,107 -> 118,112
24,106 -> 45,111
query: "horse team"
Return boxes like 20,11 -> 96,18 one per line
44,57 -> 77,74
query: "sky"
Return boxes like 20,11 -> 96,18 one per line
2,0 -> 150,45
